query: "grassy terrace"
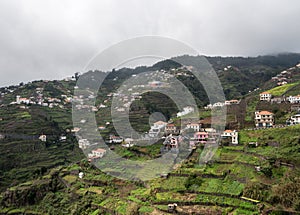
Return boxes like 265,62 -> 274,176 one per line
239,125 -> 300,165
1,128 -> 299,214
268,81 -> 300,96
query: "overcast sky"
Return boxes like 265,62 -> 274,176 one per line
1,0 -> 300,87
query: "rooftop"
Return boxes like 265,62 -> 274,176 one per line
92,148 -> 107,153
260,91 -> 271,95
257,111 -> 273,115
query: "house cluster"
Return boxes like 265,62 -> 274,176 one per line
259,91 -> 300,104
11,87 -> 72,109
148,119 -> 240,147
73,92 -> 100,112
162,126 -> 239,152
159,120 -> 239,152
107,70 -> 173,113
204,100 -> 240,109
258,87 -> 300,127
110,92 -> 143,112
271,71 -> 289,86
78,134 -> 133,152
149,121 -> 168,137
0,87 -> 15,98
271,63 -> 300,86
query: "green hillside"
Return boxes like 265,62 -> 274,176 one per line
268,82 -> 300,96
1,54 -> 300,214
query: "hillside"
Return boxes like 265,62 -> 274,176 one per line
1,131 -> 300,214
1,53 -> 300,214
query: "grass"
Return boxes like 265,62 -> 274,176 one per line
245,96 -> 259,122
196,178 -> 244,196
240,124 -> 300,146
158,176 -> 187,191
195,194 -> 257,210
155,192 -> 197,202
138,206 -> 154,213
268,82 -> 299,96
63,175 -> 77,184
232,208 -> 258,215
90,209 -> 100,215
88,186 -> 103,194
220,148 -> 261,165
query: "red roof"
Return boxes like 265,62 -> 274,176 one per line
260,91 -> 271,95
224,130 -> 233,133
257,111 -> 273,115
167,124 -> 175,127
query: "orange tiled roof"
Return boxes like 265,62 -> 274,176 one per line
224,130 -> 233,133
167,124 -> 175,127
260,91 -> 271,95
257,111 -> 273,115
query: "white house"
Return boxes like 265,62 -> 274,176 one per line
78,172 -> 84,179
39,135 -> 47,142
108,135 -> 123,143
153,121 -> 168,129
16,96 -> 30,105
259,92 -> 272,101
60,136 -> 67,142
225,100 -> 239,105
255,111 -> 274,128
88,148 -> 106,159
177,106 -> 195,117
78,139 -> 90,149
221,130 -> 238,144
186,123 -> 201,132
148,121 -> 168,137
288,95 -> 300,104
149,128 -> 160,137
71,127 -> 81,133
212,102 -> 225,108
287,114 -> 300,125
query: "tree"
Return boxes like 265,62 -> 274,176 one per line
184,174 -> 203,189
